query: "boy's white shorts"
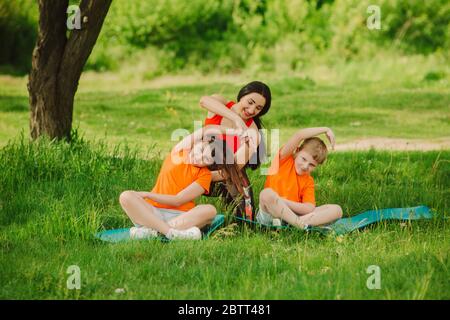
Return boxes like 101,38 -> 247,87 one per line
256,205 -> 274,226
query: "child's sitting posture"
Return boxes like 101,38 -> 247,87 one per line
257,127 -> 343,229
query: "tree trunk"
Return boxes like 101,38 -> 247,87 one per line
28,0 -> 112,141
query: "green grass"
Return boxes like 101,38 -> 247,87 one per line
0,67 -> 449,299
0,136 -> 448,299
0,74 -> 449,153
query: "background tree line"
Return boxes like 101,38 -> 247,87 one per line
1,0 -> 449,75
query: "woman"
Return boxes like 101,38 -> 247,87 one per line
199,81 -> 272,220
200,80 -> 271,168
119,126 -> 244,240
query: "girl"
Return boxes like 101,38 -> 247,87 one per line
119,126 -> 245,240
199,81 -> 272,219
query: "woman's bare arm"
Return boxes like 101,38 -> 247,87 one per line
200,95 -> 248,132
211,94 -> 227,105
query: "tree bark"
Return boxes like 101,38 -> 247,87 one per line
28,0 -> 112,141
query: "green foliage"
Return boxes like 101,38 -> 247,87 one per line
0,0 -> 37,74
0,0 -> 449,74
423,71 -> 447,82
380,0 -> 450,54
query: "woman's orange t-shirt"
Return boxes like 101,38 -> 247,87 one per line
264,150 -> 316,205
204,101 -> 254,153
145,150 -> 212,211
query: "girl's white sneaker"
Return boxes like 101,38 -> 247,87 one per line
130,226 -> 158,239
166,227 -> 202,240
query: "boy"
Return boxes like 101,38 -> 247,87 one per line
257,127 -> 343,229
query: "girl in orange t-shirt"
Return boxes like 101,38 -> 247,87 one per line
119,126 -> 244,240
200,81 -> 272,220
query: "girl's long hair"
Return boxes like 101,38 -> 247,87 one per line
206,136 -> 244,195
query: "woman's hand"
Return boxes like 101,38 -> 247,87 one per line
244,131 -> 258,153
234,116 -> 249,135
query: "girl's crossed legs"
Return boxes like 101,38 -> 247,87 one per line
119,191 -> 216,237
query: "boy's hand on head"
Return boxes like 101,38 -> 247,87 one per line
325,128 -> 335,150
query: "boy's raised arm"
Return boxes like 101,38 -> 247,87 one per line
279,127 -> 335,160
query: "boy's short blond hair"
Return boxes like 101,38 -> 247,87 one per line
298,137 -> 328,164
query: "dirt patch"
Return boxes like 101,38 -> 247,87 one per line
335,137 -> 450,151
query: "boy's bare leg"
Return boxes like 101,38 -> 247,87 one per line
259,188 -> 307,229
260,189 -> 343,228
167,204 -> 217,230
297,204 -> 343,226
119,191 -> 171,235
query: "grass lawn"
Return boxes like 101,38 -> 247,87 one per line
0,73 -> 449,153
0,136 -> 448,299
0,72 -> 449,299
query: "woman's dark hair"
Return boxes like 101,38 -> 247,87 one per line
237,81 -> 271,170
206,136 -> 244,195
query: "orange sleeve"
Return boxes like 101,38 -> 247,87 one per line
300,176 -> 316,205
279,153 -> 292,166
195,168 -> 212,194
267,148 -> 291,176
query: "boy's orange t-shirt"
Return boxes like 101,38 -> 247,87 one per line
264,151 -> 316,205
145,150 -> 212,211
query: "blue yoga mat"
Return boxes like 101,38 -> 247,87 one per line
95,214 -> 225,243
236,205 -> 434,235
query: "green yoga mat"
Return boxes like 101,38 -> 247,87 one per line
236,206 -> 434,235
95,214 -> 225,243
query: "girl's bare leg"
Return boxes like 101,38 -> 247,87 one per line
119,191 -> 171,235
167,204 -> 217,230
